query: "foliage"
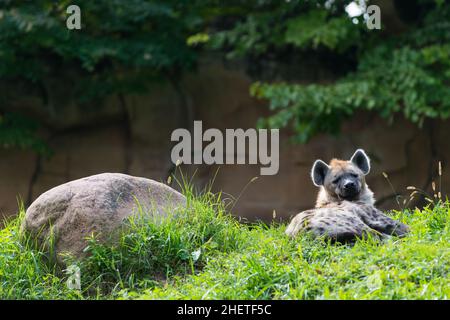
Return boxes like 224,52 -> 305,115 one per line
2,188 -> 450,299
0,0 -> 449,149
242,1 -> 450,142
207,0 -> 361,58
0,0 -> 210,151
0,0 -> 202,80
0,113 -> 49,155
285,10 -> 362,52
251,42 -> 450,142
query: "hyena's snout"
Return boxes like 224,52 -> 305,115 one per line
339,176 -> 361,199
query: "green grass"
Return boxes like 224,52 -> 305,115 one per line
1,188 -> 450,300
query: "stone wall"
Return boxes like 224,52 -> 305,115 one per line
1,56 -> 449,222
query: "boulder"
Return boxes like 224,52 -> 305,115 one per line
21,173 -> 186,263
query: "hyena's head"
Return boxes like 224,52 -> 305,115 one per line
311,149 -> 375,207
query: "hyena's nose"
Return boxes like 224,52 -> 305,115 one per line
344,181 -> 356,190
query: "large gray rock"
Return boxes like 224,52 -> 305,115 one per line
21,173 -> 186,263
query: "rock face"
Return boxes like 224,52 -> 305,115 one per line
21,173 -> 186,263
1,56 -> 449,223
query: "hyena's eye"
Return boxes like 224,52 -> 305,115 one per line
332,177 -> 340,184
350,173 -> 358,178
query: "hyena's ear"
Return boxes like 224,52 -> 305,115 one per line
311,160 -> 330,187
350,149 -> 370,175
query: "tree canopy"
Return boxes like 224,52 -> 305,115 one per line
0,0 -> 449,150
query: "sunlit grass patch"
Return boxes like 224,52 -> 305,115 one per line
1,189 -> 450,300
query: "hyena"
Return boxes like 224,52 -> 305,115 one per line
285,149 -> 409,242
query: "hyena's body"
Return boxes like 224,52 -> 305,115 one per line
286,150 -> 409,242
